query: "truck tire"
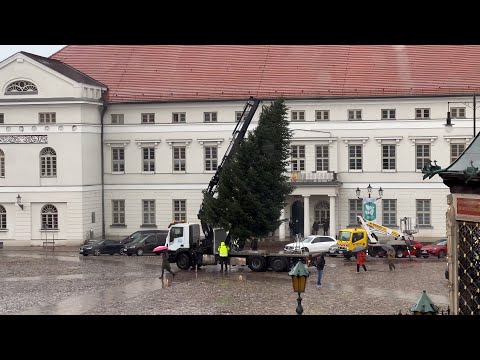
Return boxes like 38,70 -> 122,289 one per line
395,247 -> 404,258
176,253 -> 191,270
269,257 -> 287,272
248,256 -> 267,272
344,253 -> 352,260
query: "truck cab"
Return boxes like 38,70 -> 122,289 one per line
336,228 -> 368,259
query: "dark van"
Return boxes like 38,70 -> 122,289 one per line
123,231 -> 168,256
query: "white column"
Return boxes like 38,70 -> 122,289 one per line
279,208 -> 286,240
329,195 -> 336,237
303,195 -> 310,237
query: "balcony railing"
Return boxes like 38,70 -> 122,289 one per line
289,171 -> 337,183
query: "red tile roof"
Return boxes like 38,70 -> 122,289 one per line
51,45 -> 480,103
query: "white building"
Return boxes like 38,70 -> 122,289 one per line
0,45 -> 478,246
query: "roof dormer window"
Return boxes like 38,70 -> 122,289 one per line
5,80 -> 38,95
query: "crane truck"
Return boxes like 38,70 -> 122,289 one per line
336,215 -> 425,259
164,98 -> 309,272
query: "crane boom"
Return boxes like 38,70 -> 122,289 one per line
198,97 -> 261,244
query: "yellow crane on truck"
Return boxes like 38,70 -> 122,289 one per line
336,216 -> 419,259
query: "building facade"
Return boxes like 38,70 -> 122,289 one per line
0,46 -> 477,245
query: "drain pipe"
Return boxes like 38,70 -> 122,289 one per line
100,100 -> 108,239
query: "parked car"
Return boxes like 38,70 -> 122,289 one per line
284,235 -> 337,255
123,232 -> 168,256
395,239 -> 426,258
79,239 -> 124,256
119,229 -> 168,245
420,239 -> 447,258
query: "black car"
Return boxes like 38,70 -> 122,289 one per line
79,240 -> 124,256
123,232 -> 168,256
119,229 -> 169,245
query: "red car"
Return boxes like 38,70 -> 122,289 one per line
396,239 -> 426,258
420,239 -> 447,258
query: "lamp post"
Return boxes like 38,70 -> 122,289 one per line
356,184 -> 383,200
288,260 -> 309,315
16,194 -> 24,210
445,93 -> 479,137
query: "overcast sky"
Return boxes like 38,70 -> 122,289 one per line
0,45 -> 65,61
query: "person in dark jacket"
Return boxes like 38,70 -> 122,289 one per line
159,250 -> 176,279
312,221 -> 320,235
316,254 -> 326,288
323,220 -> 330,235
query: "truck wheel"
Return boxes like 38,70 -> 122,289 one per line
395,248 -> 404,258
176,253 -> 191,270
270,257 -> 287,272
344,254 -> 352,260
248,256 -> 267,272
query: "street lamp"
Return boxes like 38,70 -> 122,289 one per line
445,94 -> 480,137
356,184 -> 383,200
289,260 -> 309,315
16,194 -> 24,210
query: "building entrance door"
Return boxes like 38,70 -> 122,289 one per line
291,200 -> 304,237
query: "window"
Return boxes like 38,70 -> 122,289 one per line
39,113 -> 56,123
316,145 -> 329,171
315,110 -> 329,121
348,110 -> 362,120
142,147 -> 155,172
173,200 -> 186,222
112,200 -> 125,225
141,113 -> 155,124
205,146 -> 218,171
111,114 -> 124,124
91,212 -> 95,224
416,144 -> 430,170
0,205 -> 6,229
382,144 -> 396,170
314,201 -> 330,224
349,199 -> 362,226
291,145 -> 305,171
40,147 -> 57,177
416,199 -> 431,226
451,107 -> 466,119
112,148 -> 125,173
381,109 -> 396,119
291,111 -> 305,121
235,111 -> 243,122
173,146 -> 186,171
5,80 -> 37,94
172,113 -> 186,123
0,113 -> 4,124
349,145 -> 362,170
451,143 -> 465,163
41,204 -> 58,230
0,149 -> 4,177
415,108 -> 430,119
382,199 -> 397,226
204,112 -> 217,122
142,200 -> 156,225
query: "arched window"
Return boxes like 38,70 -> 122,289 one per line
5,80 -> 38,94
41,204 -> 58,230
0,149 -> 4,177
0,205 -> 6,229
40,147 -> 57,177
314,201 -> 330,224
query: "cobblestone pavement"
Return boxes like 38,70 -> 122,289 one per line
0,247 -> 449,315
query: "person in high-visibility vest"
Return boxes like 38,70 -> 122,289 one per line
218,241 -> 230,271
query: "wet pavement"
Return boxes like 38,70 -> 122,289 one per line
0,247 -> 449,315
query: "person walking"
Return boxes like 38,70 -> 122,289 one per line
159,249 -> 175,279
356,249 -> 367,273
387,249 -> 396,271
218,241 -> 230,271
316,254 -> 326,288
312,221 -> 319,235
323,220 -> 330,235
